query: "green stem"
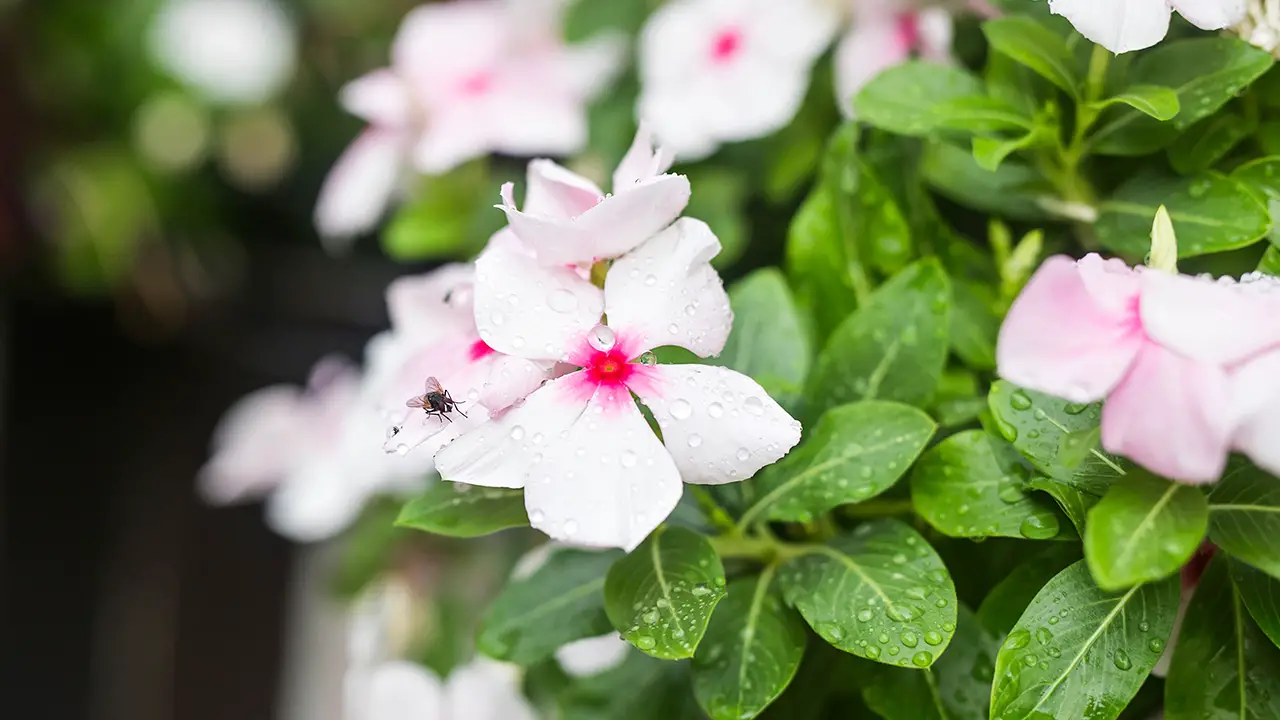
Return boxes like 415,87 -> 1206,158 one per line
709,533 -> 816,563
689,486 -> 736,533
840,498 -> 915,519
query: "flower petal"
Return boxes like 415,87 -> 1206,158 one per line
1047,0 -> 1171,54
1229,349 -> 1280,477
472,244 -> 604,361
632,365 -> 802,486
915,8 -> 955,63
525,387 -> 682,551
1101,343 -> 1232,484
1076,253 -> 1142,316
1139,270 -> 1280,365
358,661 -> 445,720
435,373 -> 590,489
833,17 -> 910,117
555,634 -> 631,678
1170,0 -> 1247,29
443,658 -> 537,720
613,122 -> 676,190
266,461 -> 368,542
524,159 -> 603,219
339,69 -> 412,128
480,355 -> 557,412
314,129 -> 406,247
996,255 -> 1144,403
198,385 -> 304,504
385,265 -> 476,341
414,109 -> 495,175
605,218 -> 732,357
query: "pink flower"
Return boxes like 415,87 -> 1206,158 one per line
199,356 -> 433,541
495,124 -> 690,266
371,265 -> 556,456
636,0 -> 839,159
1047,0 -> 1246,54
834,3 -> 953,117
1228,340 -> 1280,477
435,219 -> 802,550
996,254 -> 1280,483
314,0 -> 622,244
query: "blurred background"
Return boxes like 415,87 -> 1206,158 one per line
4,0 -> 438,717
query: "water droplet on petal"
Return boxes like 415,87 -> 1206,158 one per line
736,447 -> 750,461
668,323 -> 680,335
548,288 -> 578,313
708,402 -> 723,418
563,519 -> 579,536
395,444 -> 409,456
588,324 -> 616,351
744,397 -> 764,416
688,434 -> 703,448
669,399 -> 692,420
644,274 -> 657,286
510,426 -> 525,440
621,450 -> 638,468
639,351 -> 658,366
529,509 -> 545,523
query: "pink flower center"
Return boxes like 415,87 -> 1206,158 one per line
710,27 -> 742,63
895,13 -> 920,52
469,339 -> 496,361
582,346 -> 637,389
458,71 -> 493,97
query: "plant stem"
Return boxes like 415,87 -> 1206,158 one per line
840,498 -> 915,518
689,486 -> 737,533
709,533 -> 816,563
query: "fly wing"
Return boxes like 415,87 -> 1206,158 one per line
423,376 -> 444,394
406,395 -> 428,408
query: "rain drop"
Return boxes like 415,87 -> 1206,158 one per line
924,631 -> 943,646
1010,390 -> 1033,410
1003,629 -> 1031,650
510,426 -> 526,440
901,631 -> 919,648
688,434 -> 703,448
621,450 -> 638,468
639,351 -> 658,366
911,651 -> 933,667
1019,513 -> 1060,539
736,447 -> 750,461
563,519 -> 579,536
1113,649 -> 1132,670
1035,627 -> 1053,645
668,323 -> 680,335
395,443 -> 409,456
529,509 -> 545,523
636,636 -> 656,650
857,609 -> 874,622
744,396 -> 765,416
588,324 -> 616,351
642,609 -> 660,625
1149,638 -> 1165,654
644,274 -> 657,286
548,288 -> 578,313
708,402 -> 724,418
669,399 -> 693,420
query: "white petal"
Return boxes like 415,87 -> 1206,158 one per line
747,0 -> 840,64
484,94 -> 589,159
198,385 -> 305,504
392,3 -> 504,91
833,18 -> 909,117
1047,0 -> 1171,54
1139,270 -> 1280,365
605,218 -> 732,357
385,265 -> 476,341
637,87 -> 722,161
1170,0 -> 1247,29
555,634 -> 631,677
472,244 -> 603,361
356,661 -> 445,720
1230,349 -> 1280,477
633,365 -> 801,486
442,658 -> 537,720
435,373 -> 591,489
414,108 -> 494,175
524,159 -> 603,219
480,355 -> 556,412
314,129 -> 407,247
266,461 -> 367,543
915,9 -> 955,64
559,33 -> 627,100
613,122 -> 676,189
525,386 -> 682,551
339,69 -> 413,128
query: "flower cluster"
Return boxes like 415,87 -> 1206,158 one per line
997,213 -> 1280,484
1047,0 -> 1247,53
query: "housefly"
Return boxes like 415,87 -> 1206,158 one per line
406,376 -> 467,423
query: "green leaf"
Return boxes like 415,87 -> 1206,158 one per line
745,401 -> 936,525
1096,172 -> 1271,259
911,430 -> 1072,540
395,483 -> 528,538
853,61 -> 986,136
805,259 -> 951,418
1230,559 -> 1280,649
1089,86 -> 1180,121
1165,555 -> 1280,720
1167,113 -> 1254,175
559,651 -> 705,720
977,544 -> 1082,638
479,548 -> 620,665
850,157 -> 915,278
381,160 -> 496,260
563,0 -> 648,42
972,131 -> 1038,172
693,569 -> 808,720
779,519 -> 959,667
950,280 -> 998,370
604,526 -> 727,660
982,16 -> 1081,98
921,140 -> 1052,220
708,269 -> 809,410
1206,458 -> 1280,580
786,184 -> 858,343
987,382 -> 1125,531
1091,38 -> 1274,156
932,96 -> 1037,134
1083,469 -> 1209,591
861,605 -> 999,720
989,561 -> 1180,720
1260,246 -> 1280,274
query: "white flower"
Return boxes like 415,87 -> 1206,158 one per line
636,0 -> 839,160
314,0 -> 623,246
835,2 -> 954,116
1047,0 -> 1247,54
371,265 -> 557,457
149,0 -> 297,104
1233,0 -> 1280,56
435,218 -> 802,550
199,355 -> 433,542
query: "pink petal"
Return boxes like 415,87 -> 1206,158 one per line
1229,349 -> 1280,477
1139,270 -> 1280,366
472,244 -> 604,360
1076,253 -> 1142,316
313,129 -> 407,246
414,107 -> 494,175
604,218 -> 732,358
357,661 -> 444,720
392,2 -> 505,97
996,255 -> 1144,403
1169,0 -> 1247,29
523,159 -> 603,219
198,385 -> 305,504
1101,342 -> 1232,484
613,122 -> 676,190
833,17 -> 909,117
385,265 -> 476,342
524,387 -> 683,551
435,373 -> 591,489
631,365 -> 802,486
339,69 -> 413,128
1046,0 -> 1171,54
